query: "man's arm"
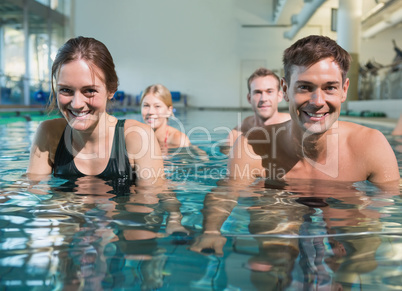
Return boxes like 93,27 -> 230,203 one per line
227,127 -> 241,147
190,135 -> 264,255
228,135 -> 264,181
189,181 -> 240,256
392,113 -> 402,135
226,116 -> 255,147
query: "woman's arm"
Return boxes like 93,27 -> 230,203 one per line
125,120 -> 165,185
170,127 -> 190,148
27,119 -> 64,180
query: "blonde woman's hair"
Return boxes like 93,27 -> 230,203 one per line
140,84 -> 172,107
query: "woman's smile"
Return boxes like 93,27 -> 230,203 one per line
57,59 -> 111,131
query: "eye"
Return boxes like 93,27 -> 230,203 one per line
58,88 -> 73,95
83,88 -> 97,97
297,85 -> 311,92
326,86 -> 337,91
142,104 -> 149,108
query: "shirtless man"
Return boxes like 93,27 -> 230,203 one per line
189,35 -> 399,261
229,35 -> 399,184
227,68 -> 290,146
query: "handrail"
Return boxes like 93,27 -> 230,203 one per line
0,72 -> 51,85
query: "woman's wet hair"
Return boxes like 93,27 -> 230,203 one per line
48,36 -> 119,110
282,35 -> 351,84
140,84 -> 173,108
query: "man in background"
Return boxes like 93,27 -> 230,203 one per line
227,67 -> 290,146
229,35 -> 399,184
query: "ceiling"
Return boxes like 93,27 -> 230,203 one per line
234,0 -> 402,39
0,0 -> 401,39
0,0 -> 66,33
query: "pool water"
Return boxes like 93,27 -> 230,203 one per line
0,109 -> 401,290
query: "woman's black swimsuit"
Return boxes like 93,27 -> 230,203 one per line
53,119 -> 134,192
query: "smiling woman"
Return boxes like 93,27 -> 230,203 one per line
140,84 -> 190,151
26,36 -> 164,184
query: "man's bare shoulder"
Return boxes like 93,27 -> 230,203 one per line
241,121 -> 290,160
339,121 -> 391,153
339,121 -> 382,139
227,115 -> 254,147
239,115 -> 256,132
277,112 -> 291,123
229,134 -> 264,179
339,121 -> 400,183
245,120 -> 290,141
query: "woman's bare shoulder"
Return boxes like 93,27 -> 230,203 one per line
123,119 -> 162,159
38,117 -> 66,128
169,126 -> 190,147
123,119 -> 155,151
123,119 -> 154,136
35,118 -> 67,138
31,118 -> 67,158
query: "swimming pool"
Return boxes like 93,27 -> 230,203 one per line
0,109 -> 401,290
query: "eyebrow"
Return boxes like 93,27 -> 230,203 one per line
326,81 -> 341,86
143,101 -> 163,105
295,80 -> 340,86
57,83 -> 100,89
252,88 -> 275,93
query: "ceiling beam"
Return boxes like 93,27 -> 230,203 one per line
362,0 -> 402,38
273,0 -> 288,23
283,0 -> 326,39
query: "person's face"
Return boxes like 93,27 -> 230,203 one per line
281,58 -> 349,135
247,76 -> 283,121
56,59 -> 112,132
141,94 -> 172,130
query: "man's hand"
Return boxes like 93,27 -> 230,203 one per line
189,232 -> 227,256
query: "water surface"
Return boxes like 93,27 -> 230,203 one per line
0,109 -> 401,290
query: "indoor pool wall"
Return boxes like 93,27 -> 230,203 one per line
0,108 -> 401,290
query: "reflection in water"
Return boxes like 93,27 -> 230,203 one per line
0,174 -> 190,290
190,178 -> 401,290
53,176 -> 189,290
0,114 -> 401,290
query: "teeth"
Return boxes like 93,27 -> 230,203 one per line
307,112 -> 325,118
71,110 -> 89,117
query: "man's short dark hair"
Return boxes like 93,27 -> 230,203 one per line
282,35 -> 351,84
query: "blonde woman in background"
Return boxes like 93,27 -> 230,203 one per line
141,84 -> 191,151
